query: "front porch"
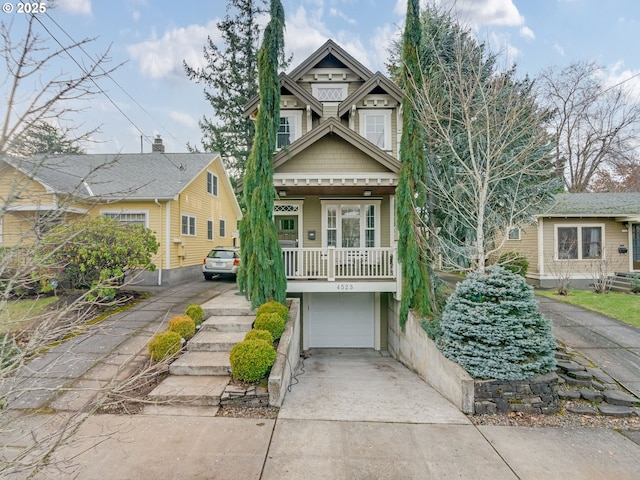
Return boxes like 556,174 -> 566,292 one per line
281,246 -> 399,293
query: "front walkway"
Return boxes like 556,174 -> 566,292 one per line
537,296 -> 640,398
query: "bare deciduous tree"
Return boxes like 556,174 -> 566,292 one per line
537,61 -> 640,192
407,9 -> 559,273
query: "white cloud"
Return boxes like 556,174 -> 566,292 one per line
520,26 -> 535,40
553,43 -> 565,56
329,7 -> 357,25
55,0 -> 92,16
600,62 -> 640,102
126,21 -> 219,79
170,111 -> 197,128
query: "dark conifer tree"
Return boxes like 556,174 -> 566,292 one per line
237,0 -> 287,308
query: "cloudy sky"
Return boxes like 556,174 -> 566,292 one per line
3,0 -> 639,154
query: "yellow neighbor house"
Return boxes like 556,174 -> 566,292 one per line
0,138 -> 241,285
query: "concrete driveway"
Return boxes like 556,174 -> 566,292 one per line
262,349 -> 516,479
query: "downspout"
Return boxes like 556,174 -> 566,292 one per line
155,198 -> 163,286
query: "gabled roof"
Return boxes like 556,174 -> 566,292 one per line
287,39 -> 373,82
541,193 -> 640,217
273,117 -> 400,174
338,72 -> 404,117
2,153 -> 241,218
244,73 -> 323,117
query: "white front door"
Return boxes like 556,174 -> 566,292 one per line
307,293 -> 375,348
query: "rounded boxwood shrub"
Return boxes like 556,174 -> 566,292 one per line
185,303 -> 206,326
496,251 -> 529,277
437,265 -> 556,380
255,301 -> 288,322
229,339 -> 276,382
148,331 -> 183,362
253,312 -> 286,341
167,315 -> 196,340
244,328 -> 274,344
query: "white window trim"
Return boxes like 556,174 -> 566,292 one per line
207,171 -> 218,196
277,110 -> 303,149
554,223 -> 605,261
507,228 -> 521,241
312,83 -> 348,104
207,219 -> 214,241
359,109 -> 392,151
101,210 -> 149,228
181,214 -> 196,236
321,199 -> 381,248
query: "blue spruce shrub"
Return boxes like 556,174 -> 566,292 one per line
437,265 -> 556,380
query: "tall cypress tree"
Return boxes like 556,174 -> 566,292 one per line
396,0 -> 432,327
237,0 -> 287,308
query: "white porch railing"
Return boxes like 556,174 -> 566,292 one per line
281,247 -> 397,281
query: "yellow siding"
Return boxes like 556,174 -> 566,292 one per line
276,136 -> 391,174
492,222 -> 540,275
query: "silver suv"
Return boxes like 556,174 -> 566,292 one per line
202,247 -> 240,280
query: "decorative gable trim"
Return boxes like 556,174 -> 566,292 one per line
287,39 -> 373,83
244,73 -> 323,118
273,117 -> 400,174
338,72 -> 404,117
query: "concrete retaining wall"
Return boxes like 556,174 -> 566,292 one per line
387,297 -> 474,414
268,298 -> 301,407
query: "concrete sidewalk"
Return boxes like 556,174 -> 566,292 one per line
537,295 -> 640,399
5,281 -> 640,479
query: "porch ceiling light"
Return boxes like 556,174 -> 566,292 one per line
363,190 -> 372,197
279,190 -> 287,197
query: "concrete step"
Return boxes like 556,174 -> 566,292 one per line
201,291 -> 254,317
147,375 -> 229,406
201,315 -> 254,332
169,351 -> 231,376
188,331 -> 246,352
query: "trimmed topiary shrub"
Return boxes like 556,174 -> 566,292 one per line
229,339 -> 277,382
253,312 -> 286,341
167,315 -> 196,340
185,303 -> 206,326
255,300 -> 288,322
437,265 -> 557,380
244,328 -> 274,344
148,331 -> 183,362
496,251 -> 529,277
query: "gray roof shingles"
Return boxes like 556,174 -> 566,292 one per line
543,192 -> 640,216
3,153 -> 219,200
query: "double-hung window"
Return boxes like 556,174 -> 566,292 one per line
181,214 -> 196,236
207,220 -> 214,241
555,224 -> 603,260
219,219 -> 226,238
322,201 -> 380,248
207,171 -> 218,196
277,111 -> 302,149
359,110 -> 391,150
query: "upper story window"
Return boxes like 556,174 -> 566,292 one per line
207,171 -> 218,196
322,201 -> 380,248
312,83 -> 348,103
277,111 -> 303,149
359,109 -> 391,150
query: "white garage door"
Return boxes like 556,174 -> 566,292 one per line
307,293 -> 375,348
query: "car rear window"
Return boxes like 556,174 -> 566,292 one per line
207,250 -> 235,259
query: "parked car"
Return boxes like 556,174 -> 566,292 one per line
202,247 -> 240,280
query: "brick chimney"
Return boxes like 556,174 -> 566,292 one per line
152,135 -> 165,153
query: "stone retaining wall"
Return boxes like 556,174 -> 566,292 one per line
474,372 -> 559,414
268,298 -> 301,407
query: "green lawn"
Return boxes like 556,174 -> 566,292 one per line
0,296 -> 60,333
535,289 -> 640,329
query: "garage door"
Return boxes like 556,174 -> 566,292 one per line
307,292 -> 374,348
